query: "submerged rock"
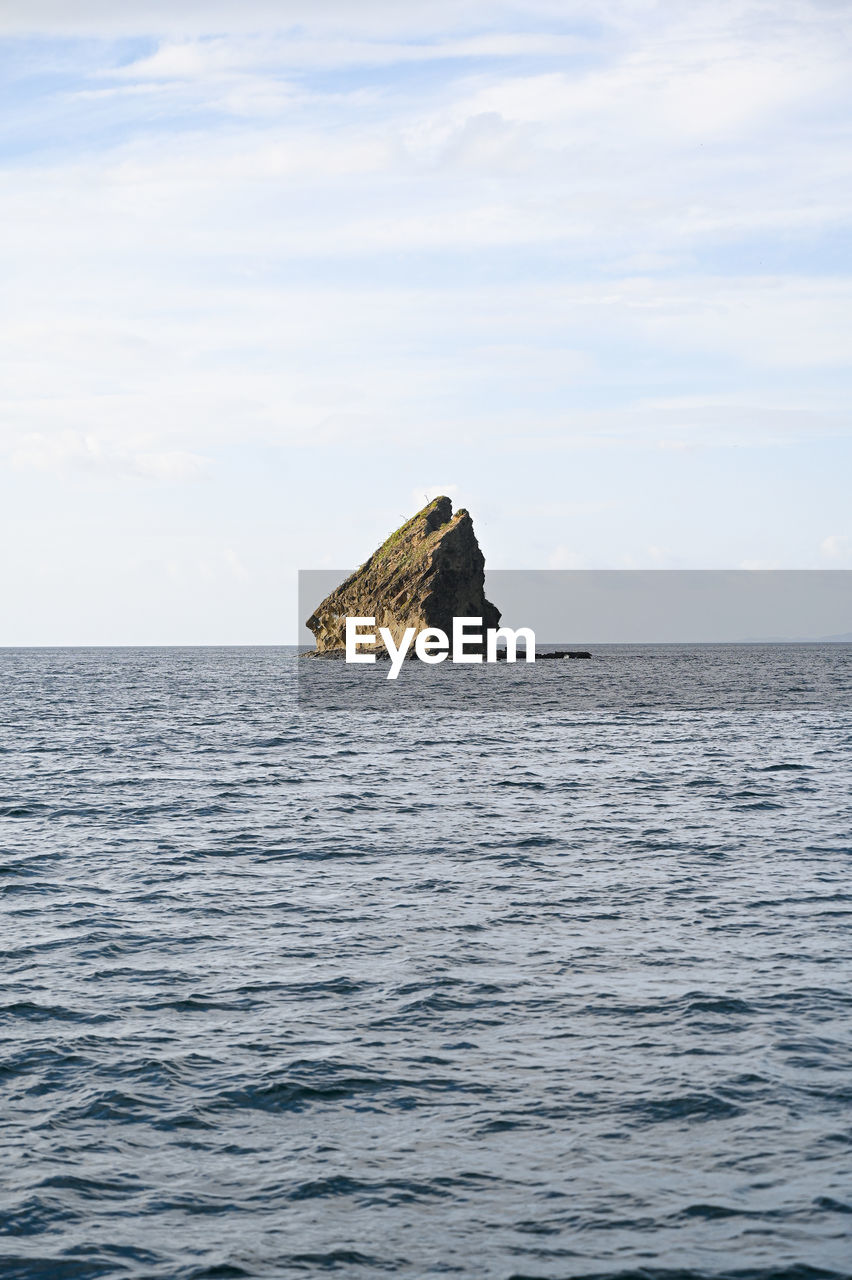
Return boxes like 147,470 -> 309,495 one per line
305,496 -> 500,654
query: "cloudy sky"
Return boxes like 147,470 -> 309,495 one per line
2,0 -> 851,642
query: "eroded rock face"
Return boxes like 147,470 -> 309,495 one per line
306,496 -> 501,653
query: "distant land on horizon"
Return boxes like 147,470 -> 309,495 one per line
740,632 -> 852,643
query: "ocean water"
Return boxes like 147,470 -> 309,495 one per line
1,644 -> 851,1280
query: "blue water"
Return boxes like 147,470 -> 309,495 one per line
1,645 -> 851,1280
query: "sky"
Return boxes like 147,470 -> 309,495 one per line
1,0 -> 851,643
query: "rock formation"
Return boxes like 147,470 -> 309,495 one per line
306,496 -> 500,654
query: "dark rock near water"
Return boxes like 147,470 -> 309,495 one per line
538,649 -> 592,660
305,496 -> 500,655
492,649 -> 591,660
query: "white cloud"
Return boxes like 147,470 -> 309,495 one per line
0,0 -> 612,38
2,0 -> 849,279
133,450 -> 211,480
9,431 -> 210,481
820,534 -> 852,564
1,0 -> 851,641
1,272 -> 849,477
103,32 -> 591,82
548,545 -> 587,569
223,546 -> 250,578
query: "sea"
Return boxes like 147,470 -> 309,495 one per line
1,644 -> 851,1280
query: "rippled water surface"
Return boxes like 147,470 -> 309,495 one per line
2,645 -> 851,1280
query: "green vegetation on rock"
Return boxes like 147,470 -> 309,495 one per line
305,496 -> 500,654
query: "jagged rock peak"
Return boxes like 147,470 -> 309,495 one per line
306,496 -> 501,653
